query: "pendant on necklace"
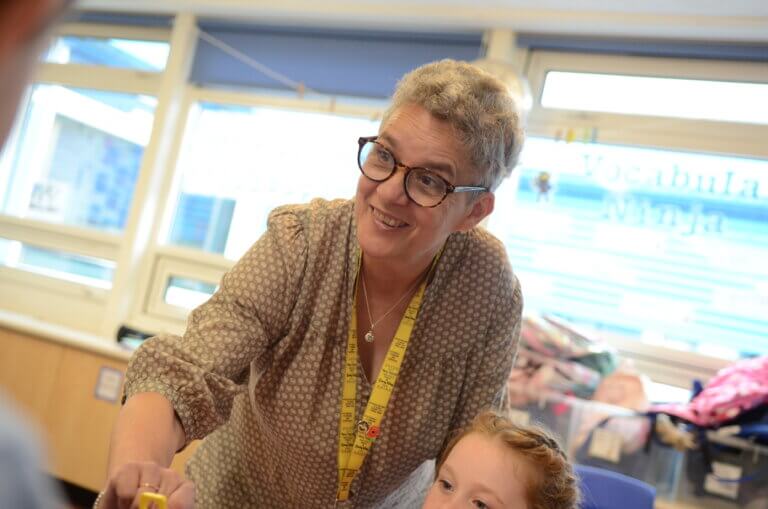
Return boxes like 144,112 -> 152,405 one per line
364,331 -> 375,343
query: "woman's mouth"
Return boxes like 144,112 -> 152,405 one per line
371,206 -> 409,229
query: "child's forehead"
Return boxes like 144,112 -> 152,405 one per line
445,432 -> 531,497
452,432 -> 521,462
457,429 -> 516,450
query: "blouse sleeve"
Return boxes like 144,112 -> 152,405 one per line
445,271 -> 523,442
123,206 -> 307,445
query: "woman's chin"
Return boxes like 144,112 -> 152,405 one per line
358,214 -> 403,246
358,237 -> 399,260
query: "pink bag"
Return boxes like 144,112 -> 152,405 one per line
652,356 -> 768,427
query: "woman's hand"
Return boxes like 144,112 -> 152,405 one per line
97,461 -> 195,509
103,393 -> 190,508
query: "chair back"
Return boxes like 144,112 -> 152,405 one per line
575,464 -> 655,509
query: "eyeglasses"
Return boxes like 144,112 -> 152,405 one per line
357,136 -> 489,208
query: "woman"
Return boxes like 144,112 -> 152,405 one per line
100,59 -> 524,508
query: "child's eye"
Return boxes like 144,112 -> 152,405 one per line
473,500 -> 490,509
437,479 -> 454,492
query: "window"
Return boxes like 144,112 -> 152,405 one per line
0,23 -> 166,331
524,51 -> 768,161
164,276 -> 217,309
144,255 -> 227,319
507,50 -> 768,384
541,71 -> 768,125
45,36 -> 170,71
1,85 -> 155,233
0,237 -> 114,288
164,101 -> 378,260
488,137 -> 768,359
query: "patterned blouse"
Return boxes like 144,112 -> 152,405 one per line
124,199 -> 522,508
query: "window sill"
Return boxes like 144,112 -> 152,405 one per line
0,309 -> 132,362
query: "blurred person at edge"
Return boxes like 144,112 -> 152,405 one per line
0,1 -> 76,508
102,59 -> 525,508
0,0 -> 71,142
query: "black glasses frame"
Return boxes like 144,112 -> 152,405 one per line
357,136 -> 489,208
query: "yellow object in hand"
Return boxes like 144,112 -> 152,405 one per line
139,492 -> 167,509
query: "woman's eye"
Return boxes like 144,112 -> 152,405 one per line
375,147 -> 393,164
473,500 -> 489,509
417,172 -> 440,188
437,479 -> 453,492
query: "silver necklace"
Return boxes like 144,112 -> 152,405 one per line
360,270 -> 423,343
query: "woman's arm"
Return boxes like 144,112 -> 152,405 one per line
121,207 -> 308,443
97,393 -> 193,508
107,393 -> 185,475
98,206 -> 309,508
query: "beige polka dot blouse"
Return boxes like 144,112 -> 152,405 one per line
124,198 -> 522,508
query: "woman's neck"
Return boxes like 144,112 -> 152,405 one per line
360,251 -> 435,299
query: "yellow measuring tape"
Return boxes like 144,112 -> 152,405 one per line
336,255 -> 438,502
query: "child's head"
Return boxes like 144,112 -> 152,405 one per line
423,410 -> 580,509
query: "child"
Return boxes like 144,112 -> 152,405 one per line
423,410 -> 580,509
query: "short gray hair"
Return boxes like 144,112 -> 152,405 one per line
381,59 -> 525,192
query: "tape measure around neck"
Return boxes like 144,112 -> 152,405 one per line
336,254 -> 437,502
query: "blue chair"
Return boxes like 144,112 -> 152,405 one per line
575,464 -> 656,509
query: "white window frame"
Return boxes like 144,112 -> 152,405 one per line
0,215 -> 120,262
145,245 -> 230,321
0,263 -> 109,301
513,50 -> 768,387
55,22 -> 171,42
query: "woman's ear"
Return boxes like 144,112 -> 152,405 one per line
456,192 -> 495,232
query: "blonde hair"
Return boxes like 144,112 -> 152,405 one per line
437,410 -> 580,509
382,59 -> 524,192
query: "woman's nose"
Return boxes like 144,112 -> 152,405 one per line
376,164 -> 410,205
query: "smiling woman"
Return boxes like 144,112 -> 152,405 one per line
105,59 -> 526,509
354,103 -> 494,271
